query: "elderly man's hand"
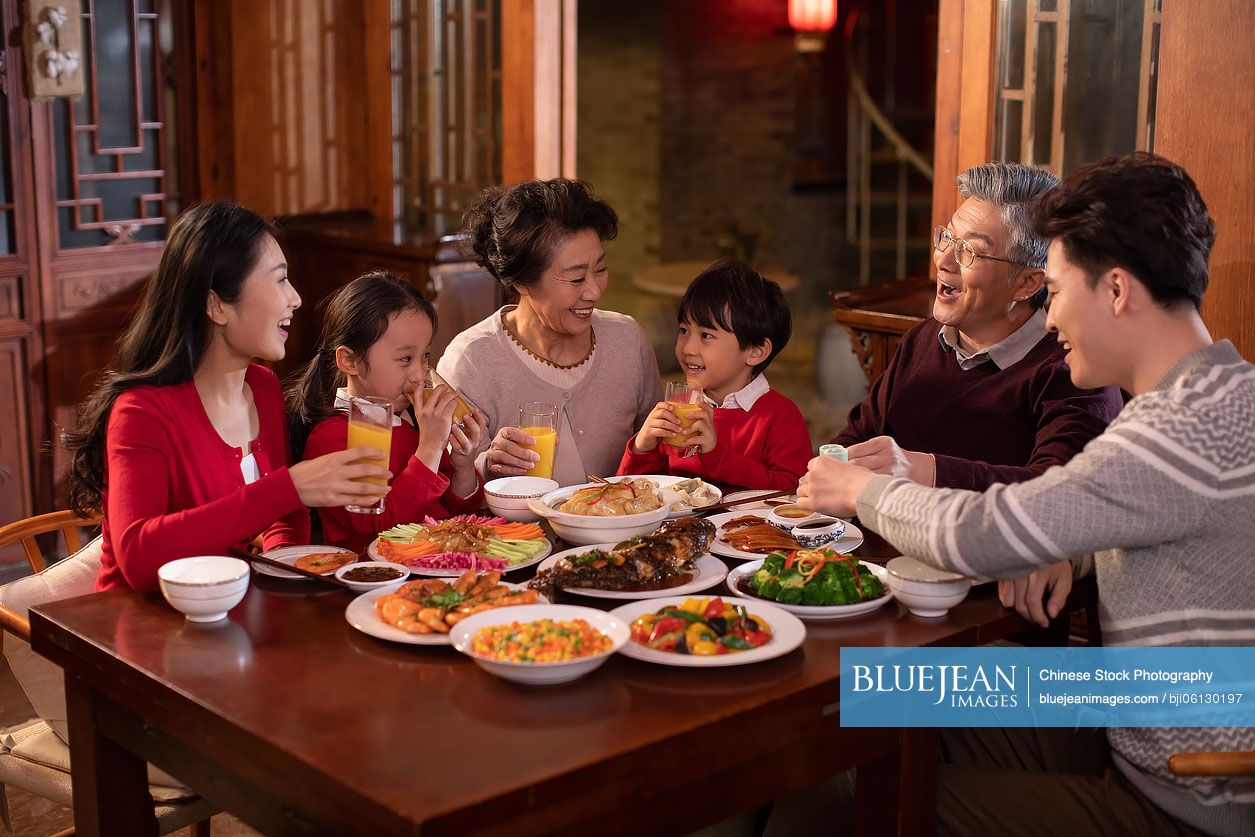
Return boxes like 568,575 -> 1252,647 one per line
998,561 -> 1073,628
796,455 -> 878,518
846,435 -> 936,485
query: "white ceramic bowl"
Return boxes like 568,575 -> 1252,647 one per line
334,561 -> 410,592
158,556 -> 251,623
766,504 -> 826,530
450,604 -> 628,685
528,483 -> 675,546
484,476 -> 559,523
884,556 -> 972,617
790,519 -> 848,548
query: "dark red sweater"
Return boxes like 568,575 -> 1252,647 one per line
98,364 -> 309,592
833,318 -> 1123,490
304,414 -> 485,553
617,389 -> 813,491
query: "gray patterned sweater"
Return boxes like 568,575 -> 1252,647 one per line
857,340 -> 1255,837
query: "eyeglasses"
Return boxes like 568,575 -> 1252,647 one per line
933,226 -> 1028,269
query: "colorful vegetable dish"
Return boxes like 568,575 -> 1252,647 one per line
470,618 -> 613,663
747,549 -> 885,606
629,596 -> 772,655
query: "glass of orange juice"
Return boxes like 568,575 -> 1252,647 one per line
346,395 -> 393,514
663,381 -> 706,447
518,402 -> 558,480
423,368 -> 476,428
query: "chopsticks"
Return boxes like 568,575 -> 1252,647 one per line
694,489 -> 793,515
227,547 -> 353,589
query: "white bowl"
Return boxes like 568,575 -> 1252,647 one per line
766,504 -> 826,529
450,604 -> 628,685
884,556 -> 972,617
485,476 -> 559,523
528,483 -> 674,546
334,561 -> 410,592
158,556 -> 251,623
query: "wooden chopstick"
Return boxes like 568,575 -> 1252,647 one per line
227,547 -> 353,589
695,489 -> 793,515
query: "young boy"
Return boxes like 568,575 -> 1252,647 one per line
617,259 -> 812,490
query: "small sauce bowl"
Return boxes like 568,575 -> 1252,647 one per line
335,560 -> 410,592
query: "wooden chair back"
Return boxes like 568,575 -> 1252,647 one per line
0,510 -> 102,643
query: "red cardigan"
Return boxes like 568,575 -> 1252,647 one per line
97,364 -> 309,592
617,389 -> 812,491
303,413 -> 485,553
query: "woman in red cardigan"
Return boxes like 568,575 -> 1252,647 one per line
66,201 -> 391,592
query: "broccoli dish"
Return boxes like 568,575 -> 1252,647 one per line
746,549 -> 885,606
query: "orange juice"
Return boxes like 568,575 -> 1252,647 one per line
346,421 -> 392,486
421,386 -> 474,426
520,426 -> 557,479
663,402 -> 706,447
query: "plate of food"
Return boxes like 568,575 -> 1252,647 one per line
529,480 -> 678,545
610,475 -> 721,518
725,551 -> 893,620
367,514 -> 552,576
253,544 -> 360,580
529,518 -> 724,600
611,595 -> 805,667
344,570 -> 545,646
706,511 -> 863,561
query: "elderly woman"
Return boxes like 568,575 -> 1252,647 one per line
438,179 -> 662,485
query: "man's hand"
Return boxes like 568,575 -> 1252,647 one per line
846,435 -> 936,485
998,561 -> 1074,628
796,455 -> 878,518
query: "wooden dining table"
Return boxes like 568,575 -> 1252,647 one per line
29,520 -> 1095,837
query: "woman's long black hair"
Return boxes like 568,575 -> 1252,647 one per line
283,271 -> 435,459
65,201 -> 279,515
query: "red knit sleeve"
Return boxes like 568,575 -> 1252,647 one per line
105,392 -> 305,592
698,393 -> 812,490
254,366 -> 310,550
439,449 -> 485,515
932,362 -> 1123,490
617,433 -> 668,476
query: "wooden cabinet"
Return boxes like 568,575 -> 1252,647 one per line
830,277 -> 935,385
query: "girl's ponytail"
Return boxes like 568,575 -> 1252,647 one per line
284,345 -> 340,459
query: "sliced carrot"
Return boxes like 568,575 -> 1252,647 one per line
491,522 -> 545,540
378,539 -> 442,559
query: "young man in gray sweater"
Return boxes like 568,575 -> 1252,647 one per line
800,152 -> 1254,836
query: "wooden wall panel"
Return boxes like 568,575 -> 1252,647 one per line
194,0 -> 392,219
931,0 -> 997,231
0,339 -> 32,532
502,0 -> 576,184
1155,1 -> 1255,360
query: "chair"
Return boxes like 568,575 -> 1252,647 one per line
0,511 -> 214,835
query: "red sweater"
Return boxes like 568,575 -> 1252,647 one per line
833,318 -> 1123,490
303,414 -> 485,553
98,364 -> 309,592
617,389 -> 812,491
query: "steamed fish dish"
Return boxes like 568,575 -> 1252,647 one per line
529,517 -> 715,597
557,479 -> 663,516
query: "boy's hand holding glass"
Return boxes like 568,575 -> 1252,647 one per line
679,407 -> 716,454
631,401 -> 686,453
288,446 -> 391,509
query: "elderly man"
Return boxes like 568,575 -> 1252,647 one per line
832,162 -> 1122,490
802,153 -> 1255,836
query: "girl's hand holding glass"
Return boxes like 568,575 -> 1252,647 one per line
409,383 -> 458,471
448,408 -> 486,471
288,447 -> 391,508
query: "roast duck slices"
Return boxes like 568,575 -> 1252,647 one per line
720,515 -> 802,554
529,518 -> 716,597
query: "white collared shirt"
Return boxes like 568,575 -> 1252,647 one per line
702,374 -> 771,412
938,308 -> 1048,371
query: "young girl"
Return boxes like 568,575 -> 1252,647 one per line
287,272 -> 486,552
617,259 -> 812,490
67,201 -> 390,592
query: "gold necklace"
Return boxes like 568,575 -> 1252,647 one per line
502,313 -> 596,370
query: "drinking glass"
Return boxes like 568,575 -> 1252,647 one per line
423,368 -> 476,428
663,381 -> 706,448
345,395 -> 392,514
518,402 -> 559,480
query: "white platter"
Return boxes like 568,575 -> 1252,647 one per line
344,581 -> 544,646
253,544 -> 358,581
705,511 -> 864,561
534,544 -> 727,600
725,559 -> 893,620
609,596 -> 806,667
621,474 -> 722,519
365,536 -> 552,577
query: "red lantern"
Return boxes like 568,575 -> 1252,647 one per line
788,0 -> 838,34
